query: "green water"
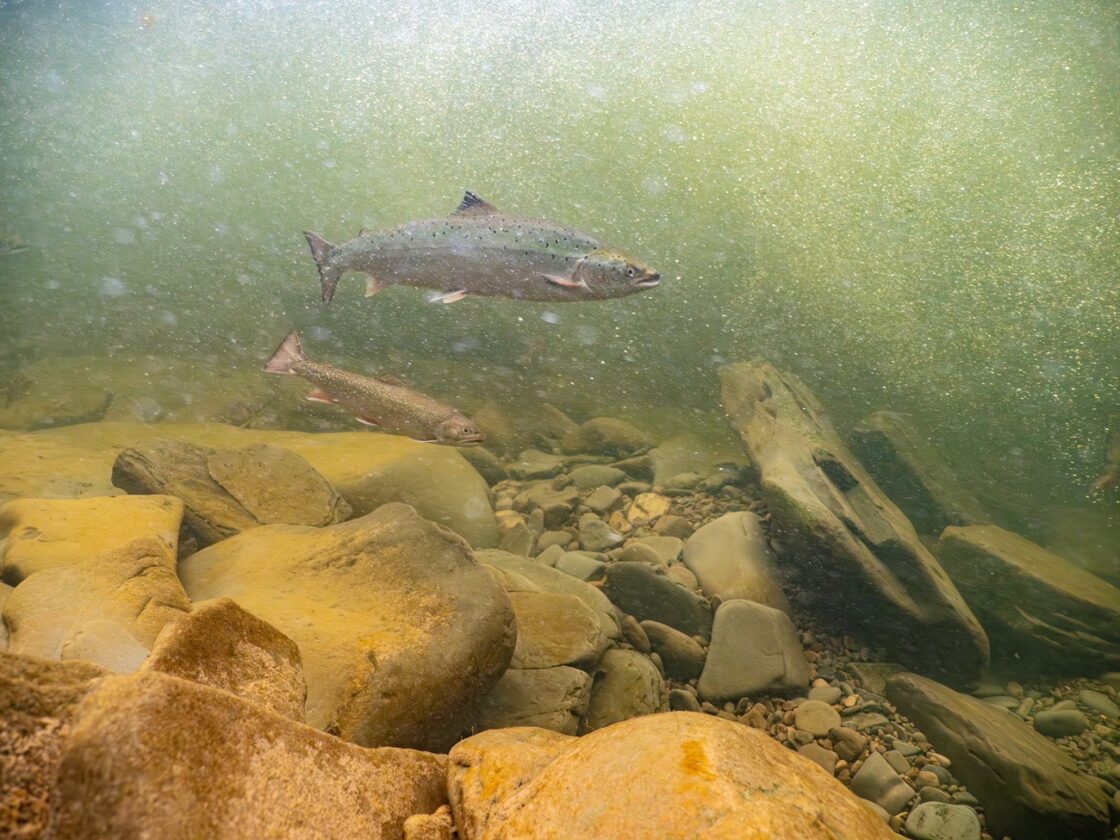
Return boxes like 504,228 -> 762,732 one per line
1,1 -> 1117,540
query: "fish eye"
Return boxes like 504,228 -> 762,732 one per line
626,267 -> 636,277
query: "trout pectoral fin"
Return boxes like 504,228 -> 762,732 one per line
306,389 -> 336,404
364,276 -> 384,297
429,288 -> 468,304
354,416 -> 380,427
540,273 -> 588,290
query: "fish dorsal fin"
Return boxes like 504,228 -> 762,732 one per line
452,191 -> 499,216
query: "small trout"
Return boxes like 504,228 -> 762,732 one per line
304,191 -> 660,304
263,331 -> 483,446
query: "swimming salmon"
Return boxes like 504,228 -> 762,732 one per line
263,331 -> 484,446
304,192 -> 660,304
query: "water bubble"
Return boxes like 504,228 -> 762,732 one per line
311,326 -> 332,341
161,311 -> 178,325
236,274 -> 251,285
540,311 -> 559,324
575,325 -> 599,345
113,227 -> 136,244
662,125 -> 688,143
208,165 -> 225,184
586,84 -> 606,101
322,158 -> 337,169
642,174 -> 668,196
100,277 -> 126,297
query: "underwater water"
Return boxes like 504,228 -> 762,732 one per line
1,1 -> 1119,837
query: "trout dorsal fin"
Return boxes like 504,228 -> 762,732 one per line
453,191 -> 499,216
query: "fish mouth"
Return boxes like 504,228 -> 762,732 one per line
632,272 -> 660,289
454,435 -> 486,446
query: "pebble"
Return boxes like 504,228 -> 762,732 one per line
1100,673 -> 1120,692
914,770 -> 940,790
829,726 -> 868,762
850,752 -> 916,815
951,791 -> 979,807
918,786 -> 953,804
1033,709 -> 1091,738
928,752 -> 951,768
794,700 -> 841,737
1079,688 -> 1120,718
892,739 -> 922,757
883,750 -> 910,775
808,685 -> 842,705
1051,699 -> 1077,711
904,802 -> 981,840
578,512 -> 623,551
668,688 -> 701,712
584,485 -> 623,514
797,743 -> 838,775
568,465 -> 626,489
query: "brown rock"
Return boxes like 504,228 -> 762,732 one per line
142,598 -> 306,721
178,504 -> 516,750
448,711 -> 896,839
0,495 -> 183,584
0,653 -> 106,840
4,538 -> 190,670
45,670 -> 447,839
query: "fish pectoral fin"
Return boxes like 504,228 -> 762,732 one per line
364,276 -> 384,297
428,288 -> 469,304
306,389 -> 336,404
540,272 -> 588,290
354,416 -> 380,427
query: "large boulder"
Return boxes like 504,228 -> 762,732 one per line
142,598 -> 306,721
0,422 -> 499,548
560,417 -> 652,457
0,495 -> 183,584
937,525 -> 1120,673
178,503 -> 515,751
448,712 -> 896,839
46,670 -> 448,839
506,591 -> 609,671
111,440 -> 351,545
681,511 -> 791,614
0,653 -> 107,839
3,537 -> 190,672
719,361 -> 988,686
697,599 -> 808,702
850,411 -> 989,534
886,672 -> 1111,840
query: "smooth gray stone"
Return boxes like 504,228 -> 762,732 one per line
583,648 -> 664,731
681,511 -> 791,614
583,485 -> 623,514
536,530 -> 573,551
616,542 -> 666,566
850,751 -> 917,816
904,802 -> 981,840
578,512 -> 623,552
1079,688 -> 1119,718
809,685 -> 842,705
797,742 -> 838,775
554,552 -> 606,583
640,620 -> 706,682
568,465 -> 626,490
476,665 -> 592,735
603,562 -> 712,638
632,536 -> 683,564
668,688 -> 702,712
697,599 -> 808,702
1033,709 -> 1090,738
794,699 -> 841,737
919,786 -> 953,804
884,750 -> 911,775
892,739 -> 922,757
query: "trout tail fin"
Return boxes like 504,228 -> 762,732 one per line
263,330 -> 308,374
303,231 -> 342,303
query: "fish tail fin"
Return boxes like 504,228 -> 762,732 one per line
263,330 -> 307,374
303,231 -> 342,303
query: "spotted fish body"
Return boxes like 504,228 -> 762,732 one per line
304,192 -> 661,304
263,331 -> 483,446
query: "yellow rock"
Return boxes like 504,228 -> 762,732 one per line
627,492 -> 672,525
47,670 -> 448,839
3,537 -> 190,670
178,504 -> 515,750
0,495 -> 183,584
449,711 -> 896,840
0,422 -> 498,547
